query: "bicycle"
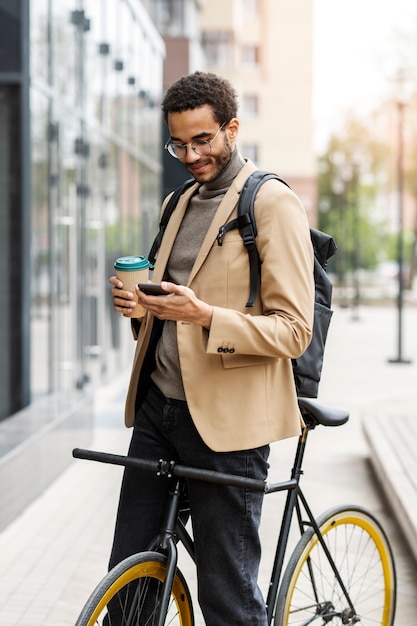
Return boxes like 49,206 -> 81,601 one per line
72,396 -> 396,626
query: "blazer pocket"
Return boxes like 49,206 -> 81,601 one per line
221,352 -> 278,369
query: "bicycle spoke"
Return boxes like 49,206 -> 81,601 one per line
275,507 -> 396,626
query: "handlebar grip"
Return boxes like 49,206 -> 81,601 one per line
72,448 -> 161,473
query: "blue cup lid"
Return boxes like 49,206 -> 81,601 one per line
114,256 -> 152,271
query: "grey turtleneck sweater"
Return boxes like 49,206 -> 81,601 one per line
151,148 -> 246,400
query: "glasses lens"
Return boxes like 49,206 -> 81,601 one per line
192,140 -> 211,156
166,143 -> 183,159
165,124 -> 224,159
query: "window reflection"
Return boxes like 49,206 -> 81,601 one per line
30,89 -> 50,396
30,0 -> 164,395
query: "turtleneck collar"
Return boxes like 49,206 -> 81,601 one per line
198,148 -> 246,198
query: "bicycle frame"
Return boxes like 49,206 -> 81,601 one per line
72,398 -> 356,626
142,423 -> 357,625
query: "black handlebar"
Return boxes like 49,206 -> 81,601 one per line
72,448 -> 296,494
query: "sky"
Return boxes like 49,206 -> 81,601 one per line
313,0 -> 417,150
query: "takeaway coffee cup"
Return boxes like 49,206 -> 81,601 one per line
114,255 -> 152,318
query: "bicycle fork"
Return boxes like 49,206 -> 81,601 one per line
151,477 -> 183,626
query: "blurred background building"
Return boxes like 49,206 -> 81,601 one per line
147,0 -> 317,216
0,0 -> 315,528
199,0 -> 316,220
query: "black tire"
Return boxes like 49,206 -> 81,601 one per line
75,550 -> 194,626
274,505 -> 396,625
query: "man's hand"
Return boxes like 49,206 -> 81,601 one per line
109,275 -> 143,317
137,281 -> 213,329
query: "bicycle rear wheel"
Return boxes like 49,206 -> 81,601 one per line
75,551 -> 194,626
275,505 -> 396,625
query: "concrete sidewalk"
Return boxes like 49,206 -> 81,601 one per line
0,305 -> 416,625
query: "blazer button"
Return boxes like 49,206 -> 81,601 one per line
217,347 -> 223,353
229,348 -> 235,353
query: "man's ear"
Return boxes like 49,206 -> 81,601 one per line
226,118 -> 239,142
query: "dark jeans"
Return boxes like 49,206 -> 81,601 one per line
108,382 -> 270,626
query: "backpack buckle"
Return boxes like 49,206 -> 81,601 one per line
217,226 -> 226,246
240,224 -> 256,250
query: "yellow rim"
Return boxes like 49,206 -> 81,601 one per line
87,559 -> 193,626
283,510 -> 395,626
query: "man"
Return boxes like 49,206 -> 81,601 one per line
109,71 -> 314,625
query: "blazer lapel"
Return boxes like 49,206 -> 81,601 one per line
188,160 -> 257,285
152,159 -> 257,285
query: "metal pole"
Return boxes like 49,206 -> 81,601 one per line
351,163 -> 360,321
389,100 -> 411,364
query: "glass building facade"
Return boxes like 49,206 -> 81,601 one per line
27,0 -> 164,404
0,0 -> 164,527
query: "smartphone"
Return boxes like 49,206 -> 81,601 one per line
137,282 -> 171,296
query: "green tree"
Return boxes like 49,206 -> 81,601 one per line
318,116 -> 391,284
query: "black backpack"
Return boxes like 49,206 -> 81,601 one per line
148,170 -> 337,398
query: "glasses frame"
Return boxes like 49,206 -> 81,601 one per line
164,122 -> 226,160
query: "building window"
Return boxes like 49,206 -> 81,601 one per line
243,143 -> 258,164
241,45 -> 259,67
242,94 -> 258,119
202,31 -> 233,68
151,0 -> 185,36
29,0 -> 165,395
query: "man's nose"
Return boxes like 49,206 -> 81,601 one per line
183,145 -> 201,162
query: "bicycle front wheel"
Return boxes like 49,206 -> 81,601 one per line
275,505 -> 396,626
75,551 -> 194,626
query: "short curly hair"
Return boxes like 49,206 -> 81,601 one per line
161,71 -> 238,124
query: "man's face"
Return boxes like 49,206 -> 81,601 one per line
167,105 -> 238,184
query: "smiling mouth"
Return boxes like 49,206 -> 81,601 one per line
188,162 -> 208,174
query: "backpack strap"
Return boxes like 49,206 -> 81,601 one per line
148,178 -> 196,266
239,171 -> 290,306
217,170 -> 291,307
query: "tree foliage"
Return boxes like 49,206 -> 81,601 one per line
318,110 -> 417,288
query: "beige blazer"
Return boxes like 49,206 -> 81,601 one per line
124,160 -> 315,452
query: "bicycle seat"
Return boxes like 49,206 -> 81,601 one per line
297,397 -> 349,428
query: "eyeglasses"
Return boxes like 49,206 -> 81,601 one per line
164,123 -> 226,160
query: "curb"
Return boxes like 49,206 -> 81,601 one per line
363,414 -> 417,564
